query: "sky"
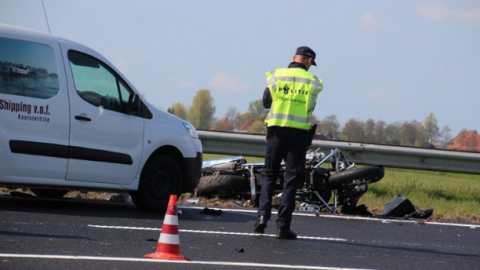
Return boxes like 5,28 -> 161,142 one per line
1,0 -> 479,136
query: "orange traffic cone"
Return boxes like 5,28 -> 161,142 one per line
145,195 -> 189,261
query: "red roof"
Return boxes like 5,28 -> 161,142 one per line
445,130 -> 480,152
238,118 -> 257,131
209,118 -> 233,131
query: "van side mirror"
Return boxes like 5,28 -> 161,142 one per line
127,93 -> 141,115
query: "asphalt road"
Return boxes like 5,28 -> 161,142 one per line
0,194 -> 479,270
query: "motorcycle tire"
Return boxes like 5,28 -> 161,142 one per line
328,166 -> 384,189
196,175 -> 250,196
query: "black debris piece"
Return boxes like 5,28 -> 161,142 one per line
379,195 -> 433,219
235,248 -> 245,253
200,207 -> 223,216
341,204 -> 372,216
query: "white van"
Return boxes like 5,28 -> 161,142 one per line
0,23 -> 202,211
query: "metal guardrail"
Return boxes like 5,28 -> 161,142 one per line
198,130 -> 480,174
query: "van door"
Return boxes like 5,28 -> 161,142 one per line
0,36 -> 69,183
59,41 -> 144,185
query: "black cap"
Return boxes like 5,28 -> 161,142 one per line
295,46 -> 317,66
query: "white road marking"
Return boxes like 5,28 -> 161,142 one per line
179,205 -> 480,229
87,225 -> 347,242
0,254 -> 380,270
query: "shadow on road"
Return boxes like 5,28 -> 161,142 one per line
0,194 -> 159,220
0,194 -> 257,224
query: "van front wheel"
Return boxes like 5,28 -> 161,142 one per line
131,154 -> 182,212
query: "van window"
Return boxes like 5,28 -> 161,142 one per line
68,51 -> 131,113
0,38 -> 60,99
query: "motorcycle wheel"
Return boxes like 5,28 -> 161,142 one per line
328,166 -> 384,189
196,175 -> 250,196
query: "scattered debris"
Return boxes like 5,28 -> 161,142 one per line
109,193 -> 132,204
186,198 -> 199,204
416,219 -> 426,225
341,204 -> 372,216
200,207 -> 222,216
379,195 -> 433,219
235,248 -> 245,253
232,200 -> 244,207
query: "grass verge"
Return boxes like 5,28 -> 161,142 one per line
360,167 -> 480,223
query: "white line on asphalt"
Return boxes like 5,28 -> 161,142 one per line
0,254 -> 380,270
179,205 -> 480,229
87,225 -> 347,242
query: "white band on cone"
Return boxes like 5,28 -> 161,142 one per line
163,214 -> 178,225
159,233 -> 180,245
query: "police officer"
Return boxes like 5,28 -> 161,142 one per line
254,46 -> 323,240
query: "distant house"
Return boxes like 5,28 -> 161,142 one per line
445,130 -> 480,152
209,118 -> 233,132
237,118 -> 257,132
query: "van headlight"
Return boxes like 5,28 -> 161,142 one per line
182,121 -> 198,139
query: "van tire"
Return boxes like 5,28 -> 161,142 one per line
131,154 -> 182,212
30,188 -> 69,199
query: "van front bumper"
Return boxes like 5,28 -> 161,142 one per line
184,152 -> 202,192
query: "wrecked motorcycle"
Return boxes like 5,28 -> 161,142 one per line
197,148 -> 385,213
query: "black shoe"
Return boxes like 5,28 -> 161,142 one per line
276,229 -> 297,240
253,216 -> 267,233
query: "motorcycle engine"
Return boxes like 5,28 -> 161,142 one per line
309,167 -> 330,190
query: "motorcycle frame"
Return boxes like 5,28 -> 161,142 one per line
200,148 -> 362,214
244,148 -> 355,213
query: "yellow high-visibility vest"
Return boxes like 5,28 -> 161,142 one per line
264,68 -> 323,130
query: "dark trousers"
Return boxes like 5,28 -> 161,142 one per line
257,127 -> 309,231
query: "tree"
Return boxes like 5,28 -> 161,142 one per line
317,114 -> 340,139
247,120 -> 267,134
341,119 -> 365,142
398,121 -> 414,146
247,99 -> 268,120
423,112 -> 440,145
187,89 -> 216,129
310,114 -> 319,126
385,123 -> 400,145
168,102 -> 188,119
398,120 -> 424,146
439,125 -> 452,148
225,107 -> 239,124
232,112 -> 251,131
373,120 -> 387,144
364,119 -> 375,143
